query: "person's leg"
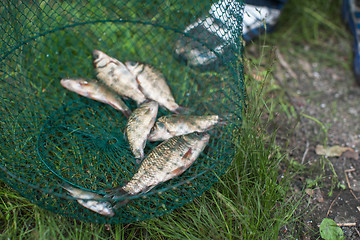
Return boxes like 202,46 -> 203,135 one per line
174,0 -> 287,69
242,0 -> 286,42
343,0 -> 360,83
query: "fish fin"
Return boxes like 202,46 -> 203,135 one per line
113,201 -> 129,209
124,109 -> 132,118
182,148 -> 193,160
142,99 -> 152,104
135,157 -> 143,165
104,187 -> 127,198
107,102 -> 132,118
135,76 -> 143,91
143,107 -> 152,115
204,116 -> 228,131
141,185 -> 156,194
104,187 -> 130,208
170,148 -> 194,176
123,129 -> 128,140
171,166 -> 187,176
174,106 -> 193,115
136,98 -> 150,106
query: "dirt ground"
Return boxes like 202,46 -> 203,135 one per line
247,33 -> 360,238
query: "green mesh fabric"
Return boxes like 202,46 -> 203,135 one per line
0,0 -> 245,224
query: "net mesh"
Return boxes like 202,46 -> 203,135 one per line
0,0 -> 245,224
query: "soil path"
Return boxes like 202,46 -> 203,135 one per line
248,34 -> 360,238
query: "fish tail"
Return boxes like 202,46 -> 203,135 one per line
218,116 -> 229,126
219,113 -> 235,125
61,182 -> 74,192
104,187 -> 131,208
107,102 -> 132,118
113,201 -> 129,209
174,105 -> 192,114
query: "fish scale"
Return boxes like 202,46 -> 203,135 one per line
126,100 -> 158,162
125,62 -> 181,113
148,114 -> 223,141
92,50 -> 146,105
60,78 -> 132,118
120,132 -> 210,196
62,184 -> 115,217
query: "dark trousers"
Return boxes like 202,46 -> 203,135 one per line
244,0 -> 288,9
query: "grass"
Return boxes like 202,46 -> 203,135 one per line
1,68 -> 301,239
0,0 -> 349,239
269,0 -> 346,44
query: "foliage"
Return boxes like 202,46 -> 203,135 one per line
320,218 -> 345,240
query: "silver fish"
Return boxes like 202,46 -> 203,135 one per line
106,132 -> 210,203
92,50 -> 146,105
62,184 -> 115,217
126,100 -> 158,163
148,114 -> 224,141
60,78 -> 132,118
125,62 -> 182,113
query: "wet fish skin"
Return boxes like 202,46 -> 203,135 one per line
60,78 -> 132,118
107,132 -> 210,201
62,184 -> 115,217
126,100 -> 158,163
148,114 -> 223,141
125,61 -> 182,113
92,50 -> 146,105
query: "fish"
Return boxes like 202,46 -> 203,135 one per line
60,78 -> 132,118
125,61 -> 184,113
148,114 -> 224,141
126,100 -> 158,163
61,184 -> 115,217
105,132 -> 210,205
92,50 -> 146,105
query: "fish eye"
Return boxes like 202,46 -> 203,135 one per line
128,61 -> 137,66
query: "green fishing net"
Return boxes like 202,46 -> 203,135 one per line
0,0 -> 245,224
